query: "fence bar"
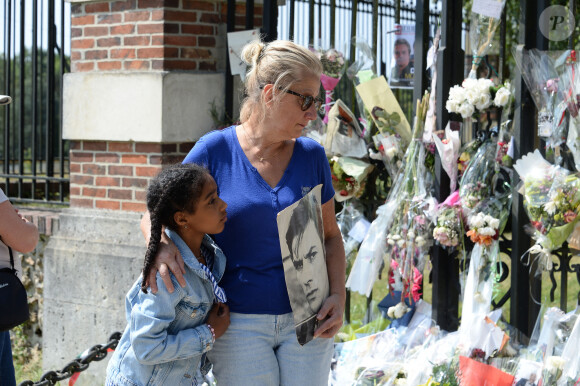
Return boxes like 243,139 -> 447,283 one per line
262,0 -> 278,42
47,0 -> 56,200
412,0 -> 429,111
224,0 -> 235,122
510,0 -> 548,337
308,0 -> 314,47
246,0 -> 254,29
330,0 -> 336,48
31,0 -> 38,199
289,0 -> 295,41
431,0 -> 463,332
18,0 -> 25,197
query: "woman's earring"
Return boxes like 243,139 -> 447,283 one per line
184,225 -> 188,229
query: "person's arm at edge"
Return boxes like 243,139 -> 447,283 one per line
140,210 -> 186,294
0,200 -> 39,253
314,197 -> 346,339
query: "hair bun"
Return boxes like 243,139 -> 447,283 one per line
241,40 -> 265,67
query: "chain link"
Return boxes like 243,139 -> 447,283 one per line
18,332 -> 122,386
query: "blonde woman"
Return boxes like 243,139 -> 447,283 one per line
141,39 -> 346,385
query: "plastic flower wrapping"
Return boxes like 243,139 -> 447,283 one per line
329,155 -> 374,202
346,92 -> 433,301
458,137 -> 498,213
460,192 -> 511,332
432,191 -> 464,252
336,202 -> 370,277
383,93 -> 436,307
514,150 -> 580,271
445,78 -> 512,119
314,47 -> 347,123
432,122 -> 461,191
513,48 -> 572,150
558,51 -> 580,170
457,136 -> 483,178
467,1 -> 506,79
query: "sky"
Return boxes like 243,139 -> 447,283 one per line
1,0 -> 71,57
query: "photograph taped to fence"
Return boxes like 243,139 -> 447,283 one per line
277,184 -> 329,346
389,24 -> 415,89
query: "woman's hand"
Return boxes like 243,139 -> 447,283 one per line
313,293 -> 344,339
206,302 -> 230,339
141,211 -> 186,294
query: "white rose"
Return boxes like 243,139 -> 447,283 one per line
391,234 -> 401,241
387,306 -> 396,318
462,78 -> 477,91
387,239 -> 395,246
385,146 -> 398,160
397,239 -> 405,248
464,89 -> 479,105
458,102 -> 475,118
394,302 -> 409,319
446,99 -> 459,113
479,226 -> 495,236
407,231 -> 416,239
469,214 -> 485,228
474,93 -> 492,110
477,78 -> 493,93
545,355 -> 566,371
415,236 -> 426,246
448,85 -> 466,103
489,218 -> 500,229
494,87 -> 511,107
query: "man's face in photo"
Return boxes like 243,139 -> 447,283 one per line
394,43 -> 410,69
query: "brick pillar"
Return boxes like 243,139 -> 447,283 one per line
64,0 -> 264,212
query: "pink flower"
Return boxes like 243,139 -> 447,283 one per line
564,210 -> 576,223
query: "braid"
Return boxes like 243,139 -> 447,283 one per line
141,163 -> 209,293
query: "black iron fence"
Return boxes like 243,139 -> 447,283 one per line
1,0 -> 70,205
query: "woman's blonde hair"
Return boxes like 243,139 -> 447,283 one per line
239,40 -> 323,123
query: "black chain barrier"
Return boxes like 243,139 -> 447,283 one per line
18,332 -> 122,386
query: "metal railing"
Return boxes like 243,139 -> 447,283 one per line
1,0 -> 70,205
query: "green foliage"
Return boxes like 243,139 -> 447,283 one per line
11,325 -> 43,384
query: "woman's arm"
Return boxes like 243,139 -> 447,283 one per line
314,198 -> 346,339
140,210 -> 186,293
0,200 -> 39,253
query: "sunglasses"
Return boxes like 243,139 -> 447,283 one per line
284,89 -> 324,113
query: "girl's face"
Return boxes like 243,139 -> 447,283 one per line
183,175 -> 227,236
268,74 -> 321,139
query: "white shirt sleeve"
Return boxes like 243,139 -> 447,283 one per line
0,187 -> 7,204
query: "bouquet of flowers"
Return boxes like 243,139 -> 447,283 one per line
384,92 -> 436,307
336,201 -> 369,277
445,78 -> 512,119
467,1 -> 506,79
461,192 -> 511,325
558,51 -> 580,170
315,47 -> 347,123
432,191 -> 464,250
329,156 -> 374,202
514,150 -> 580,269
459,138 -> 498,212
557,311 -> 580,385
369,131 -> 405,179
513,48 -> 571,149
432,122 -> 461,191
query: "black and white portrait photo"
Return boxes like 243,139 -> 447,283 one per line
277,184 -> 329,346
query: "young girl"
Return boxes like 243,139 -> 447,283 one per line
106,163 -> 230,386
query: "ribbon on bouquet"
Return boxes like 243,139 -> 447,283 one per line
321,74 -> 342,124
521,242 -> 553,305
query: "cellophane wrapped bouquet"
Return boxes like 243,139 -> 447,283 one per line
513,48 -> 572,151
314,47 -> 347,124
384,93 -> 436,310
558,51 -> 580,170
369,107 -> 406,179
467,1 -> 506,79
432,191 -> 464,253
514,150 -> 580,271
461,191 -> 511,324
459,137 -> 498,213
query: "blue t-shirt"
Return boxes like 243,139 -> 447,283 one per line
183,126 -> 334,314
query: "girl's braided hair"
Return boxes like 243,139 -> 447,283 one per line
141,163 -> 209,293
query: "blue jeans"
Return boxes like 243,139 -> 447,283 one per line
0,331 -> 16,386
207,312 -> 333,386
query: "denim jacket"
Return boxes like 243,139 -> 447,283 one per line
106,229 -> 226,386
